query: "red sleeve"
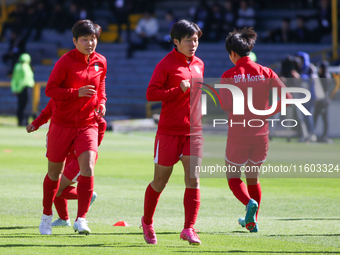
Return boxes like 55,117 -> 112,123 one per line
98,57 -> 107,105
31,99 -> 55,129
45,58 -> 79,101
96,115 -> 107,146
146,61 -> 184,101
219,73 -> 233,112
267,70 -> 293,117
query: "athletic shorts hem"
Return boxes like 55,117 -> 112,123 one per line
248,158 -> 266,165
225,156 -> 248,166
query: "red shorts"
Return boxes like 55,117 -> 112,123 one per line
225,141 -> 268,166
153,134 -> 203,166
46,122 -> 98,163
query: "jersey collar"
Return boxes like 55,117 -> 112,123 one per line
173,48 -> 194,64
236,56 -> 252,65
74,48 -> 95,63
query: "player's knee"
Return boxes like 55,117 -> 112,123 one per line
185,178 -> 199,189
80,165 -> 94,177
152,179 -> 168,192
48,172 -> 61,181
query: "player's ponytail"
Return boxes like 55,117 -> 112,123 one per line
225,27 -> 257,57
240,27 -> 257,46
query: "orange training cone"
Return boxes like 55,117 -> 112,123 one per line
113,221 -> 129,226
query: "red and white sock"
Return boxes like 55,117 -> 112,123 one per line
228,178 -> 251,206
184,188 -> 200,229
77,175 -> 94,220
248,183 -> 262,221
143,183 -> 161,225
42,174 -> 60,216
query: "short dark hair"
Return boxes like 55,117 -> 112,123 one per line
170,19 -> 202,46
225,27 -> 257,57
72,20 -> 101,41
281,55 -> 299,77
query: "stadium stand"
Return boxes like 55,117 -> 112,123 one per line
0,0 -> 339,119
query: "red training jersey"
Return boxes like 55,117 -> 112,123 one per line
146,48 -> 204,136
31,99 -> 107,147
220,56 -> 292,144
45,48 -> 107,128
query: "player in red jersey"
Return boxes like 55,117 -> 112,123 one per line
39,20 -> 107,235
141,20 -> 204,245
219,27 -> 293,233
26,99 -> 106,227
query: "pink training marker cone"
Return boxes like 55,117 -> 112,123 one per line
113,221 -> 129,227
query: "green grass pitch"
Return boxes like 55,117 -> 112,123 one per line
0,121 -> 339,254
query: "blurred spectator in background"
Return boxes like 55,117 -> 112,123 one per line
68,3 -> 81,26
126,11 -> 159,58
0,4 -> 26,41
249,51 -> 257,62
48,4 -> 69,33
131,0 -> 156,14
314,61 -> 333,143
296,51 -> 318,142
280,55 -> 301,80
316,0 -> 332,35
110,0 -> 133,43
207,1 -> 224,42
279,55 -> 308,141
264,18 -> 295,43
293,15 -> 311,43
191,0 -> 211,41
307,0 -> 332,42
222,0 -> 235,36
31,1 -> 49,41
11,53 -> 35,126
236,0 -> 256,29
72,0 -> 93,19
2,29 -> 28,75
159,10 -> 178,50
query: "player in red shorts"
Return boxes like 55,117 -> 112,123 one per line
141,20 -> 204,245
219,27 -> 292,233
39,20 -> 107,235
26,99 -> 106,227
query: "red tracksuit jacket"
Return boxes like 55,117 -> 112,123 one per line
146,48 -> 204,136
45,48 -> 107,128
220,56 -> 292,144
31,99 -> 106,147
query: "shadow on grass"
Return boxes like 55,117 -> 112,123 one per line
174,251 -> 340,254
0,231 -> 177,239
276,218 -> 340,221
0,244 -> 148,248
90,231 -> 177,236
0,226 -> 37,230
267,234 -> 340,237
202,231 -> 248,235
